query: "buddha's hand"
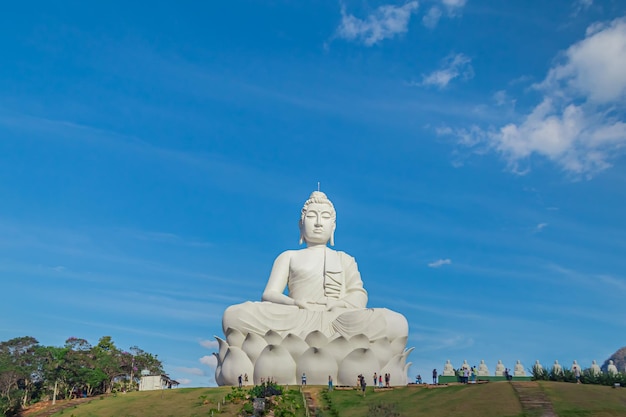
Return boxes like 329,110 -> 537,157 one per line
313,296 -> 346,311
326,299 -> 347,311
294,299 -> 313,310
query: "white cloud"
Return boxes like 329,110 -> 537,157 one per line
535,223 -> 548,232
336,2 -> 418,46
445,17 -> 626,177
441,0 -> 467,14
200,355 -> 218,368
422,0 -> 466,28
428,258 -> 452,268
422,7 -> 442,29
175,367 -> 205,376
177,378 -> 192,385
416,53 -> 473,88
200,339 -> 219,349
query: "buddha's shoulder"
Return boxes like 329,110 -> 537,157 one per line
329,249 -> 357,263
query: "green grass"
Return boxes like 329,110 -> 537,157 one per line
539,381 -> 626,417
43,387 -> 238,417
318,384 -> 524,417
31,382 -> 626,417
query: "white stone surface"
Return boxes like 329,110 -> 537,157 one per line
514,360 -> 526,376
553,360 -> 563,375
215,191 -> 410,386
607,360 -> 618,375
443,360 -> 455,376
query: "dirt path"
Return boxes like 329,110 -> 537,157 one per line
20,397 -> 97,417
301,386 -> 324,415
511,381 -> 557,417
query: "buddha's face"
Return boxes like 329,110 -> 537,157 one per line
300,202 -> 335,246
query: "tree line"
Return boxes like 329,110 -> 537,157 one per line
0,335 -> 164,416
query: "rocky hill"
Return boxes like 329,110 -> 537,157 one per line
601,346 -> 626,373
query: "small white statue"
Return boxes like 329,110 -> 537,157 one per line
608,360 -> 618,375
553,360 -> 563,375
461,359 -> 471,370
514,360 -> 526,376
495,360 -> 505,376
443,360 -> 455,376
533,360 -> 543,374
571,360 -> 580,371
590,360 -> 601,375
477,360 -> 489,376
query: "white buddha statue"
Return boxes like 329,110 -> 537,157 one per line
216,191 -> 410,386
607,360 -> 618,375
590,360 -> 601,375
443,360 -> 455,376
477,360 -> 489,376
532,360 -> 543,375
553,360 -> 563,375
514,360 -> 526,376
495,360 -> 505,376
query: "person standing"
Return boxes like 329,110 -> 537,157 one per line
373,372 -> 377,387
432,369 -> 438,385
328,375 -> 333,391
301,373 -> 307,386
238,374 -> 242,388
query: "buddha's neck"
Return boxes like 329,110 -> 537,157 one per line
305,243 -> 328,249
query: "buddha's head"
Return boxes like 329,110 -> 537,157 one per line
299,191 -> 336,246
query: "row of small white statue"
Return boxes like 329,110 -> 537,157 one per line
442,359 -> 526,376
442,359 -> 620,377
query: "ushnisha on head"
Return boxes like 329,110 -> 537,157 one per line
299,191 -> 337,246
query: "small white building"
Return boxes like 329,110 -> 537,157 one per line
138,374 -> 179,391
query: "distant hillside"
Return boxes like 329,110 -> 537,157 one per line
602,346 -> 626,373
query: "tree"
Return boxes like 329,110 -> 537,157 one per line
0,337 -> 40,413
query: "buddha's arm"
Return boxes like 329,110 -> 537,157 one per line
261,251 -> 298,306
340,253 -> 368,308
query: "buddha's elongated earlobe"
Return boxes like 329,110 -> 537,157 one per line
329,230 -> 335,246
299,234 -> 304,245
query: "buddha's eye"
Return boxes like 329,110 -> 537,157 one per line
321,212 -> 332,219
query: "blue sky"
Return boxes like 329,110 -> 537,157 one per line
1,0 -> 626,386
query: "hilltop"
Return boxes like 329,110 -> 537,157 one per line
20,381 -> 626,417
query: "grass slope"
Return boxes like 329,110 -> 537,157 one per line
29,382 -> 626,417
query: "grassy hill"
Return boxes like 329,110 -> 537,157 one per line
22,381 -> 626,417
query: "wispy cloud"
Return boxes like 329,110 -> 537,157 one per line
177,378 -> 192,385
413,53 -> 474,88
175,367 -> 205,376
571,0 -> 593,17
200,339 -> 219,349
200,355 -> 217,368
441,17 -> 626,177
534,223 -> 548,233
422,0 -> 467,29
428,258 -> 452,268
335,2 -> 419,46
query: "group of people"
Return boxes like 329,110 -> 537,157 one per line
414,369 -> 438,385
457,366 -> 479,384
371,372 -> 392,388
